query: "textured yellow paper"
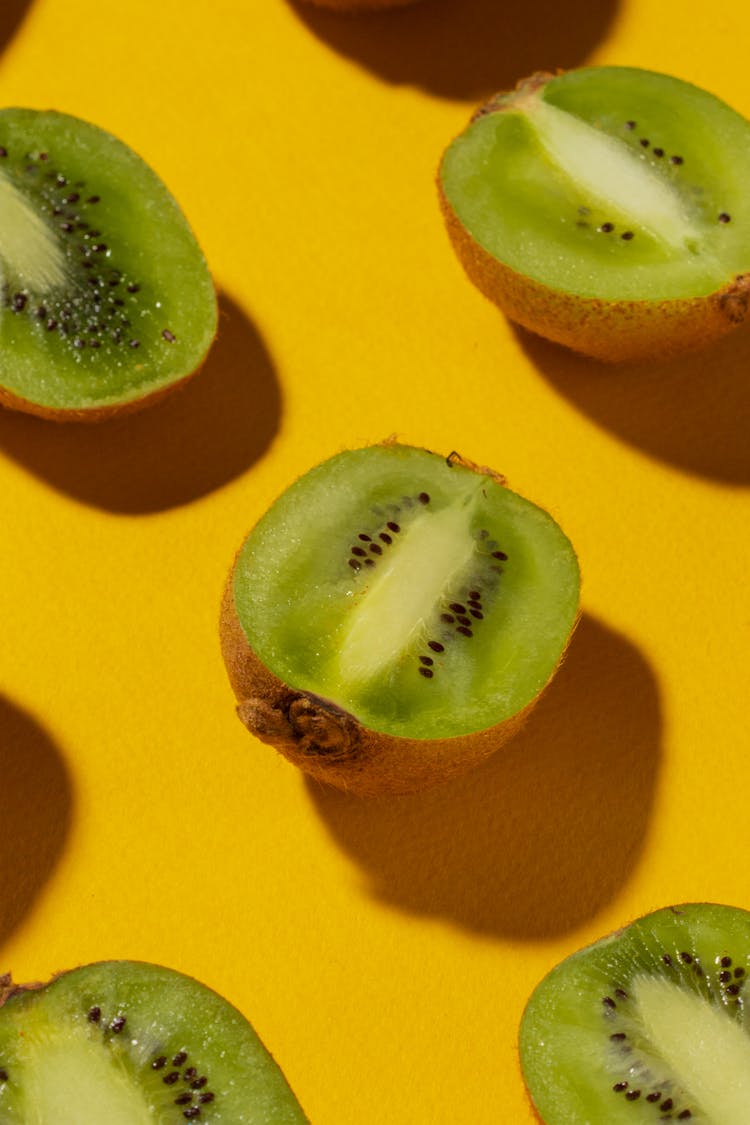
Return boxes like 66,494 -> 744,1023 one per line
1,1 -> 749,1122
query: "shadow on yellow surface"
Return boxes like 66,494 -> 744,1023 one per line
0,0 -> 32,53
0,292 -> 281,513
308,613 -> 660,939
516,321 -> 750,484
0,696 -> 73,949
289,0 -> 619,101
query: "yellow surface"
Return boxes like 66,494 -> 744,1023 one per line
1,1 -> 749,1122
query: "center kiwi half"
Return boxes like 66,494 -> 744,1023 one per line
221,442 -> 580,795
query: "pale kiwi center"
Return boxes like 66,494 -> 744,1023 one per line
20,1031 -> 153,1124
528,99 -> 702,253
0,169 -> 66,292
335,492 -> 476,687
633,974 -> 750,1121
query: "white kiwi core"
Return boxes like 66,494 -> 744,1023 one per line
0,170 -> 66,291
336,496 -> 477,686
633,974 -> 750,1122
528,99 -> 702,254
19,1029 -> 153,1124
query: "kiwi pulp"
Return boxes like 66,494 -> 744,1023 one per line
0,961 -> 307,1122
0,108 -> 216,419
439,68 -> 750,362
221,442 -> 579,795
520,903 -> 750,1124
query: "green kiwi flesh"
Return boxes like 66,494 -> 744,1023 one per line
0,109 -> 216,418
222,443 -> 579,794
0,961 -> 307,1123
520,903 -> 750,1124
439,68 -> 750,361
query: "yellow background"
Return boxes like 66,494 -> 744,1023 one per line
1,0 -> 749,1121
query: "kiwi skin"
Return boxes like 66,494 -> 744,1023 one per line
220,445 -> 578,798
438,71 -> 750,364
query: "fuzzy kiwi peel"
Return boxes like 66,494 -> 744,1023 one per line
221,441 -> 580,796
0,960 -> 307,1122
439,67 -> 750,362
0,108 -> 216,421
520,902 -> 750,1124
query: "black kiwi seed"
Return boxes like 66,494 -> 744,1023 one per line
653,147 -> 665,157
173,1051 -> 188,1066
625,1089 -> 641,1100
419,656 -> 433,666
192,1076 -> 208,1089
164,1071 -> 181,1085
670,154 -> 684,165
427,640 -> 445,653
387,521 -> 400,533
598,222 -> 615,233
0,1068 -> 7,1082
419,667 -> 434,678
152,1056 -> 167,1069
175,1093 -> 193,1105
110,1015 -> 126,1032
602,996 -> 616,1009
87,1005 -> 101,1022
449,603 -> 466,614
719,212 -> 732,223
646,1091 -> 662,1102
613,1081 -> 628,1092
440,613 -> 455,623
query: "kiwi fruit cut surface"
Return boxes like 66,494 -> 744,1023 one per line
0,960 -> 307,1122
520,902 -> 750,1124
439,67 -> 750,362
0,108 -> 216,420
221,441 -> 579,796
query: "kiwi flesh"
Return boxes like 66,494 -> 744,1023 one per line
221,441 -> 579,796
0,108 -> 216,420
439,68 -> 750,362
520,903 -> 750,1124
0,960 -> 307,1122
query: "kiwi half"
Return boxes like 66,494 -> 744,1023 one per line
439,68 -> 750,362
0,961 -> 307,1122
221,441 -> 579,796
520,903 -> 750,1124
0,108 -> 216,420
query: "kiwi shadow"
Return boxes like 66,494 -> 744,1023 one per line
289,0 -> 620,101
0,292 -> 282,514
306,613 -> 661,940
0,1 -> 33,53
515,322 -> 750,485
0,695 -> 73,949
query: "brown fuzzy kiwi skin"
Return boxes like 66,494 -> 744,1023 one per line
220,446 -> 578,798
438,85 -> 750,364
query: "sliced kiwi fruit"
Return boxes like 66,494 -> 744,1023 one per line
0,960 -> 307,1122
0,108 -> 216,420
520,902 -> 750,1124
439,67 -> 750,362
221,441 -> 579,796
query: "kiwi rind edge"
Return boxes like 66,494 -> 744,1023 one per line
438,69 -> 750,363
220,442 -> 579,797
